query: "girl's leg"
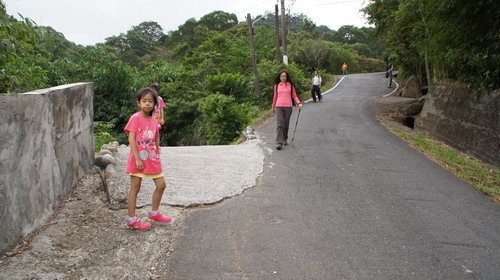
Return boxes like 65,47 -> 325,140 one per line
151,176 -> 167,211
127,175 -> 142,217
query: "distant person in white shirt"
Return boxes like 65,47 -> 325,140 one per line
311,71 -> 322,102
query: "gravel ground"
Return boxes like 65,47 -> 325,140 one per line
0,168 -> 183,279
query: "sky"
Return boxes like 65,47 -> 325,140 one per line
3,0 -> 370,46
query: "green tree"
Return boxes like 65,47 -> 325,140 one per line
199,11 -> 238,31
0,15 -> 49,93
363,0 -> 499,92
140,60 -> 178,87
165,18 -> 199,49
88,47 -> 138,142
105,21 -> 165,66
0,1 -> 5,15
290,37 -> 333,72
300,18 -> 319,36
334,25 -> 369,44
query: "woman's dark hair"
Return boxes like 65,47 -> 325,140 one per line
136,87 -> 158,116
274,69 -> 297,89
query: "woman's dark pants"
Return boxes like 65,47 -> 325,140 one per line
276,107 -> 293,145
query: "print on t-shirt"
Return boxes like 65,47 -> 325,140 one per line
137,126 -> 159,162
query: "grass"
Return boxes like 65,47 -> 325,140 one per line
379,116 -> 500,203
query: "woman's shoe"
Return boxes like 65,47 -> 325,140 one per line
276,144 -> 283,150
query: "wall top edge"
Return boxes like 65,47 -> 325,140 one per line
22,82 -> 93,95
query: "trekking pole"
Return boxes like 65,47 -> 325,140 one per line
291,107 -> 302,143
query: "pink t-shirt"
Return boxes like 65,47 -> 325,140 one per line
124,112 -> 162,174
153,96 -> 166,126
272,82 -> 300,108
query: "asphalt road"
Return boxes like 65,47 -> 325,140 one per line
156,73 -> 500,279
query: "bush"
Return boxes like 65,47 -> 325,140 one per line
205,73 -> 253,103
199,93 -> 259,144
93,121 -> 117,151
162,97 -> 204,146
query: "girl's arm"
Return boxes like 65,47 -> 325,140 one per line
159,97 -> 165,125
156,135 -> 160,154
128,132 -> 144,170
159,108 -> 165,125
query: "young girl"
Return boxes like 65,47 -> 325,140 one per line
149,83 -> 165,128
124,87 -> 171,230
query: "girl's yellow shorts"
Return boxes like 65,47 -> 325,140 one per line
129,172 -> 164,179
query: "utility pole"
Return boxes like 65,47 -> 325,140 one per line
280,0 -> 288,64
246,13 -> 260,96
275,4 -> 281,64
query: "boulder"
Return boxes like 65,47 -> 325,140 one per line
105,164 -> 118,179
401,75 -> 422,98
373,96 -> 419,114
400,101 -> 424,115
94,155 -> 105,169
98,149 -> 112,156
245,126 -> 257,140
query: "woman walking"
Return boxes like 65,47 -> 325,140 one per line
272,70 -> 303,150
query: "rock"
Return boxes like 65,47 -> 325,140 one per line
94,155 -> 105,169
401,101 -> 424,115
104,164 -> 117,179
101,154 -> 116,167
98,149 -> 112,156
100,143 -> 111,150
401,75 -> 422,98
373,96 -> 418,114
245,126 -> 256,140
106,179 -> 128,205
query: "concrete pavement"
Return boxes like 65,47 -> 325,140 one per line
107,137 -> 265,208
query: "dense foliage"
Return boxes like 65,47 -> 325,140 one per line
1,1 -> 386,146
363,0 -> 499,93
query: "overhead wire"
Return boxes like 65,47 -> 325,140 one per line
238,0 -> 271,15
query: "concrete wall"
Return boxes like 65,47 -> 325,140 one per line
415,84 -> 499,166
0,83 -> 94,254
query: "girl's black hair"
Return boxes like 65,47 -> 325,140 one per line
136,87 -> 158,116
148,83 -> 161,94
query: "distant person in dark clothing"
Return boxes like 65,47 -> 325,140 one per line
387,64 -> 394,88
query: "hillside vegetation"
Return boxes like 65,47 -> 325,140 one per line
363,0 -> 499,93
1,1 -> 386,146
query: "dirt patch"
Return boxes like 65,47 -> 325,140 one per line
0,168 -> 183,279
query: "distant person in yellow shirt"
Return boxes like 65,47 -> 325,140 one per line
342,62 -> 348,75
